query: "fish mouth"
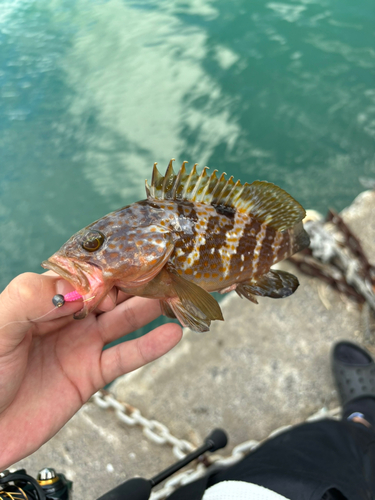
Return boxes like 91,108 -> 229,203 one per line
42,255 -> 107,319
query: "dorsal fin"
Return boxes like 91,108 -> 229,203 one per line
145,160 -> 306,230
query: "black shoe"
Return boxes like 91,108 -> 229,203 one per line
331,341 -> 375,427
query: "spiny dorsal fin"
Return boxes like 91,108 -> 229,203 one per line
145,160 -> 306,230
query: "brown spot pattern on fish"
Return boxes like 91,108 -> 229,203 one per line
42,159 -> 310,332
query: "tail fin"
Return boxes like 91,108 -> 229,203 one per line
291,222 -> 310,254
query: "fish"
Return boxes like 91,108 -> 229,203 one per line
42,159 -> 310,332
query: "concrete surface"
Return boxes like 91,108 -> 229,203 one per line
12,190 -> 375,499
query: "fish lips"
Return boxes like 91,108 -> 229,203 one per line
42,255 -> 106,319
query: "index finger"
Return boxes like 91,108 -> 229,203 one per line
0,273 -> 83,349
96,296 -> 164,345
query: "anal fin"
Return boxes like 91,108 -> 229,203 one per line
235,286 -> 259,304
236,270 -> 299,301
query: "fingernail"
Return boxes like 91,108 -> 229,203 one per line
111,287 -> 118,305
55,279 -> 74,296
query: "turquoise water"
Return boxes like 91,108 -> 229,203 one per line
1,0 -> 374,337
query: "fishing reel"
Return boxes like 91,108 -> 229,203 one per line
0,428 -> 227,500
0,467 -> 72,500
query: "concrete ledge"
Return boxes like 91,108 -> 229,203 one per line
13,190 -> 375,499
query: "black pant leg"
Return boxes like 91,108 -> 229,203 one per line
206,420 -> 375,500
167,419 -> 375,500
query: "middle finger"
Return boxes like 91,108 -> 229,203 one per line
97,296 -> 164,344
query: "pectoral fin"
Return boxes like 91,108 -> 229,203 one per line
236,270 -> 299,302
161,297 -> 213,332
160,300 -> 177,319
161,271 -> 224,332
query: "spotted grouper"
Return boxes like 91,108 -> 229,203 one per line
42,160 -> 310,332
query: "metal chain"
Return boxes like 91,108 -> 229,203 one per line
92,390 -> 194,460
91,389 -> 340,499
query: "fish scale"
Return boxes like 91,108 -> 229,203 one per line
42,159 -> 310,332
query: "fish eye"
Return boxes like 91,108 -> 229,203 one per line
82,231 -> 105,252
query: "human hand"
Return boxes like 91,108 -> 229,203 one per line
0,272 -> 182,470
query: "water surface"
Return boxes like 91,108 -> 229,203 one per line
1,0 -> 374,336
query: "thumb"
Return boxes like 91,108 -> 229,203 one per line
0,272 -> 83,347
